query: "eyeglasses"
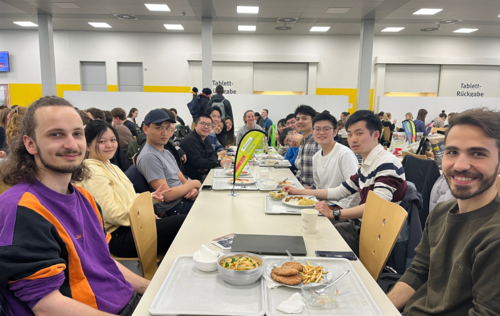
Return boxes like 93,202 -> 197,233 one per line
199,122 -> 213,127
313,127 -> 333,133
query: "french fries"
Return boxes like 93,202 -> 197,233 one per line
299,261 -> 329,284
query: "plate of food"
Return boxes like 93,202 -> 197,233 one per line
276,179 -> 293,187
228,178 -> 257,185
266,260 -> 331,289
226,170 -> 249,176
282,196 -> 317,208
219,155 -> 235,161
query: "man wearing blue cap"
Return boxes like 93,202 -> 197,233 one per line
137,109 -> 202,216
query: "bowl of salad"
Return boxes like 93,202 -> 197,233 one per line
269,190 -> 288,201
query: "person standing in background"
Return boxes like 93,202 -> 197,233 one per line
261,109 -> 273,139
207,85 -> 233,120
198,88 -> 212,116
432,111 -> 447,128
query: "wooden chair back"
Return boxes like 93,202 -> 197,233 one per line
128,192 -> 158,280
383,126 -> 391,143
402,151 -> 427,160
359,191 -> 408,281
430,127 -> 447,134
132,153 -> 138,165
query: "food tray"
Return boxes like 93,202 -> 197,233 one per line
254,153 -> 283,160
213,178 -> 259,191
258,160 -> 292,167
264,196 -> 323,216
255,179 -> 304,192
149,255 -> 265,316
263,256 -> 383,316
214,169 -> 253,178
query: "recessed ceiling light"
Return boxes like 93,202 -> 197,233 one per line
54,3 -> 81,9
13,21 -> 38,27
145,4 -> 170,11
310,26 -> 330,32
88,22 -> 111,28
237,6 -> 259,14
453,28 -> 478,33
326,8 -> 350,14
164,24 -> 184,30
382,27 -> 405,32
413,8 -> 443,15
238,25 -> 256,31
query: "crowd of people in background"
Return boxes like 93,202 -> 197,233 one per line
0,88 -> 499,316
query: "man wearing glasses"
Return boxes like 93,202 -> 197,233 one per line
137,109 -> 201,217
181,114 -> 228,181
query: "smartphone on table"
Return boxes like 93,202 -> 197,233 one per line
315,250 -> 358,260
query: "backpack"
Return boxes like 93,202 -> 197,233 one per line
174,125 -> 191,140
211,99 -> 226,118
187,94 -> 201,118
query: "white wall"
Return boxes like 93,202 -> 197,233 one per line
64,91 -> 348,129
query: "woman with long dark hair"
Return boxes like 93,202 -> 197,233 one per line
414,108 -> 432,136
224,116 -> 235,148
79,120 -> 185,257
214,119 -> 227,148
127,107 -> 138,124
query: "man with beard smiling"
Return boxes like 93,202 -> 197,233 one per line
388,108 -> 500,316
0,96 -> 150,315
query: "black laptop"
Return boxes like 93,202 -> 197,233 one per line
230,234 -> 307,256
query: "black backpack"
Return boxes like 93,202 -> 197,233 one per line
174,125 -> 191,140
187,94 -> 201,118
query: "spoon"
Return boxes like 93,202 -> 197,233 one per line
306,270 -> 350,295
286,250 -> 295,262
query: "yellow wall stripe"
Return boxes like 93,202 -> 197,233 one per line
56,84 -> 80,98
316,88 -> 373,113
144,86 -> 191,93
107,85 -> 118,92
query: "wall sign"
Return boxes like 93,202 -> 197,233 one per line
212,80 -> 237,94
456,83 -> 484,97
439,65 -> 500,98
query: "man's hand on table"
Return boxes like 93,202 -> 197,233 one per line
184,188 -> 199,201
316,201 -> 334,219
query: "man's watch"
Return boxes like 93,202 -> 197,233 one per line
333,209 -> 341,221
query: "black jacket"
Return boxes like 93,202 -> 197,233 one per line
180,130 -> 219,181
198,94 -> 210,117
123,120 -> 138,137
207,94 -> 233,119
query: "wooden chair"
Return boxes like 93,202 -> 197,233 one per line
402,151 -> 427,160
110,192 -> 161,280
359,191 -> 408,281
430,127 -> 447,134
382,126 -> 391,143
132,153 -> 138,165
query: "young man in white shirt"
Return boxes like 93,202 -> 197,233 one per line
285,111 -> 360,210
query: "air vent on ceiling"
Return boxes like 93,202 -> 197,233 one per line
277,17 -> 298,23
275,25 -> 292,30
114,14 -> 138,20
438,19 -> 460,24
421,27 -> 439,32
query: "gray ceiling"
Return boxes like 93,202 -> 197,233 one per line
0,0 -> 500,36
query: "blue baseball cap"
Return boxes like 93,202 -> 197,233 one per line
144,109 -> 176,125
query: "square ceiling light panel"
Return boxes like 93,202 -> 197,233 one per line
54,3 -> 81,9
413,8 -> 443,15
310,26 -> 330,32
238,25 -> 256,31
453,28 -> 478,33
88,22 -> 112,28
325,8 -> 350,14
145,4 -> 170,11
382,27 -> 405,32
164,24 -> 184,30
237,6 -> 259,14
13,22 -> 38,27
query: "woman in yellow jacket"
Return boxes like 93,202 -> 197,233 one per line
80,120 -> 185,257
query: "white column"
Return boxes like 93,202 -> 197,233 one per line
373,64 -> 386,113
37,14 -> 57,96
201,17 -> 213,89
356,19 -> 375,111
307,63 -> 318,95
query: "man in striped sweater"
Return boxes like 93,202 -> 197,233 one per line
284,110 -> 407,255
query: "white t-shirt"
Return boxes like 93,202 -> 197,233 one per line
312,143 -> 360,209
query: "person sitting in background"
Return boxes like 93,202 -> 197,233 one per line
432,110 -> 447,128
80,120 -> 185,258
0,107 -> 27,160
340,111 -> 350,123
214,120 -> 227,148
127,107 -> 138,124
414,109 -> 432,136
444,112 -> 456,128
378,111 -> 385,121
86,107 -> 105,120
78,109 -> 91,126
388,108 -> 500,316
169,108 -> 186,126
181,115 -> 227,181
224,116 -> 236,148
198,88 -> 212,116
336,120 -> 346,136
236,110 -> 264,145
428,174 -> 454,214
275,119 -> 288,156
137,109 -> 201,217
383,112 -> 397,130
255,111 -> 264,127
103,110 -> 112,124
284,113 -> 300,171
261,109 -> 273,140
205,106 -> 226,155
0,96 -> 148,315
294,104 -> 320,188
405,112 -> 413,121
207,85 -> 233,119
111,108 -> 138,138
285,110 -> 407,255
284,111 -> 360,211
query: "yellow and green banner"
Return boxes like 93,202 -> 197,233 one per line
233,129 -> 266,181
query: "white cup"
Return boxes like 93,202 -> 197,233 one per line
258,168 -> 269,181
301,209 -> 319,234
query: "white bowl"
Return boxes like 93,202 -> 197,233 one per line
217,253 -> 265,286
193,250 -> 224,272
260,181 -> 278,190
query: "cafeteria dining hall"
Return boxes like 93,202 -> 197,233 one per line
1,0 -> 500,315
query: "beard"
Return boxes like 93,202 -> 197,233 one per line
37,145 -> 84,175
445,162 -> 499,200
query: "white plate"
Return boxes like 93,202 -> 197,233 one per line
228,178 -> 257,185
226,170 -> 250,176
281,196 -> 317,208
265,259 -> 332,289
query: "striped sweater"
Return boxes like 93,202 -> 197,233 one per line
327,144 -> 407,205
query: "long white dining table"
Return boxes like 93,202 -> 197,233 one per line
132,166 -> 401,316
